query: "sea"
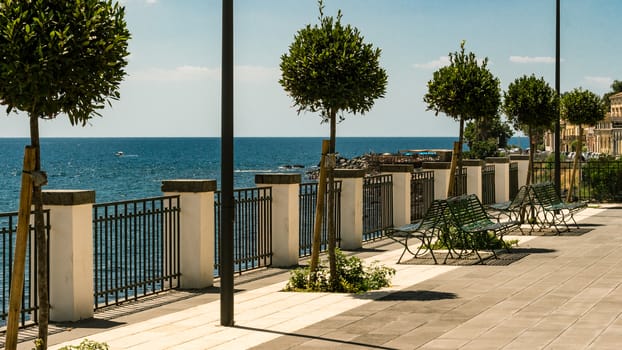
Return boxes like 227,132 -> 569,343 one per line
0,137 -> 527,213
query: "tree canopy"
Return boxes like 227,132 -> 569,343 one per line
562,88 -> 606,127
464,114 -> 513,159
503,75 -> 558,135
279,1 -> 387,122
424,41 -> 500,125
0,0 -> 130,124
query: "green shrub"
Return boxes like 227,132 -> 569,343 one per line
285,249 -> 395,293
56,339 -> 109,350
432,226 -> 517,251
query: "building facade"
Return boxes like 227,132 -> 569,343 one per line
544,91 -> 622,157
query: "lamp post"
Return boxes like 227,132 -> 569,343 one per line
220,0 -> 234,327
555,0 -> 561,196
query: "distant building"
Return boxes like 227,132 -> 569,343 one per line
544,91 -> 622,157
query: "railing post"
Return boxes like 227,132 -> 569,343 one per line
380,164 -> 413,227
162,180 -> 216,289
510,155 -> 530,187
422,162 -> 451,199
255,174 -> 300,267
334,169 -> 365,250
486,157 -> 511,203
43,190 -> 95,322
462,160 -> 484,199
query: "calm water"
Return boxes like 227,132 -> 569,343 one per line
0,137 -> 526,212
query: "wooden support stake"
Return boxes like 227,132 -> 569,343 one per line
447,141 -> 460,198
5,146 -> 36,350
310,140 -> 330,275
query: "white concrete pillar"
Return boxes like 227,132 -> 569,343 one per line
422,162 -> 451,199
462,159 -> 484,198
487,157 -> 511,203
255,174 -> 300,267
380,164 -> 413,227
334,169 -> 365,250
162,180 -> 216,289
510,155 -> 529,187
43,190 -> 95,322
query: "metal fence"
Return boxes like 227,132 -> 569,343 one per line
299,181 -> 341,258
214,187 -> 272,276
363,175 -> 393,242
453,167 -> 467,196
509,162 -> 519,200
0,210 -> 49,328
481,165 -> 496,205
92,196 -> 181,309
533,159 -> 622,202
411,171 -> 434,221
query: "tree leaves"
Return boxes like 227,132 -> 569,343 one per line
0,0 -> 130,124
562,88 -> 606,127
424,41 -> 500,123
279,1 -> 387,122
503,74 -> 558,135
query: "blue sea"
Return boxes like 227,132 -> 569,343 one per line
0,137 -> 527,213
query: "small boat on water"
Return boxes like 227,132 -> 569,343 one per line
115,151 -> 124,157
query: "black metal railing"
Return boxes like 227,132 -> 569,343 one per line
509,162 -> 519,200
93,196 -> 180,309
214,187 -> 272,276
0,210 -> 49,328
363,175 -> 393,242
410,171 -> 434,221
481,165 -> 496,205
453,167 -> 467,196
299,181 -> 341,258
533,159 -> 622,202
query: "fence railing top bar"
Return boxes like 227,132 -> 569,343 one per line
94,195 -> 180,208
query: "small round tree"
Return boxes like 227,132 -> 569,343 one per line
424,41 -> 500,196
561,88 -> 606,201
280,0 -> 387,290
503,75 -> 558,185
0,1 -> 130,347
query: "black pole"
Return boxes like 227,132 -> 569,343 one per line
554,0 -> 561,196
220,0 -> 234,327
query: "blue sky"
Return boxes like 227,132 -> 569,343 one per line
2,0 -> 621,138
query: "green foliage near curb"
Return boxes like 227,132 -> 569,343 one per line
34,339 -> 109,350
285,249 -> 395,293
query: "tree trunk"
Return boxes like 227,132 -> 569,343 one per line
527,126 -> 534,186
567,126 -> 582,202
30,115 -> 48,350
447,117 -> 465,197
327,109 -> 337,291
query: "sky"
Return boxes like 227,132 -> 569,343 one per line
1,0 -> 621,138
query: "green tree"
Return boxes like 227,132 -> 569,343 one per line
424,41 -> 500,195
602,79 -> 622,111
280,0 -> 387,290
503,75 -> 558,185
0,1 -> 130,347
562,88 -> 606,201
464,114 -> 513,159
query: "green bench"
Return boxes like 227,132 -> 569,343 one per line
446,194 -> 520,263
386,199 -> 448,264
529,182 -> 587,233
487,185 -> 531,234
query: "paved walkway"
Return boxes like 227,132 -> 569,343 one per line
18,204 -> 622,349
